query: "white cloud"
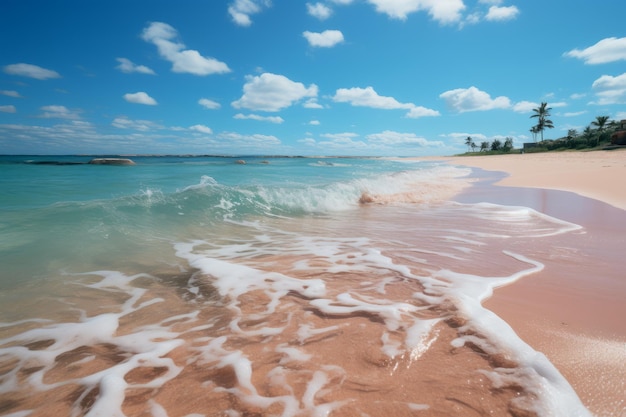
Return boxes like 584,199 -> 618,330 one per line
228,0 -> 271,26
565,37 -> 626,65
406,106 -> 440,118
0,105 -> 16,113
333,86 -> 439,118
232,73 -> 318,112
307,2 -> 332,19
234,113 -> 285,123
112,116 -> 163,131
485,5 -> 519,21
190,124 -> 213,134
309,120 -> 320,125
198,98 -> 221,109
142,22 -> 230,76
39,105 -> 80,119
591,73 -> 626,105
0,90 -> 21,98
3,63 -> 61,80
440,86 -> 511,112
116,58 -> 156,75
303,30 -> 344,48
304,98 -> 324,109
123,92 -> 158,105
333,86 -> 413,109
218,131 -> 281,146
366,0 -> 465,24
330,0 -> 354,4
366,130 -> 444,147
512,101 -> 537,113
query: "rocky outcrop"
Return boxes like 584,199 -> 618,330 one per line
88,158 -> 135,165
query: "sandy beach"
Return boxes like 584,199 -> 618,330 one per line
434,150 -> 626,416
443,150 -> 626,210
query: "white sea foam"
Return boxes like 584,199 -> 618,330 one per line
0,160 -> 597,416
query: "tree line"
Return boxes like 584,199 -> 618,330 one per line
462,102 -> 622,154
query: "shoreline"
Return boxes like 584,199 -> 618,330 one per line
431,149 -> 626,211
427,150 -> 626,416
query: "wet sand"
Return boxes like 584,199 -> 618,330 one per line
432,150 -> 626,416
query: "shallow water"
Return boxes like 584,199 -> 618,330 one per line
0,156 -> 594,416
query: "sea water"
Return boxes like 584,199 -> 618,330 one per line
0,155 -> 592,416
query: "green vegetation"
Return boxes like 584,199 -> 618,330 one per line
459,104 -> 624,156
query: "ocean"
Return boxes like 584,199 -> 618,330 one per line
0,155 -> 593,417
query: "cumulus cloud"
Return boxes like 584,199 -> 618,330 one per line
485,5 -> 519,21
333,86 -> 413,109
0,90 -> 21,98
512,100 -> 537,113
228,0 -> 271,26
565,37 -> 626,65
0,105 -> 16,113
232,73 -> 318,112
366,0 -> 465,24
440,86 -> 511,112
190,124 -> 213,134
142,22 -> 230,76
591,73 -> 626,105
406,106 -> 440,118
366,130 -> 444,147
307,3 -> 332,20
3,63 -> 61,80
309,120 -> 320,125
234,113 -> 285,123
116,58 -> 156,75
333,86 -> 439,118
198,98 -> 221,109
39,105 -> 80,119
123,92 -> 158,105
303,30 -> 344,47
304,98 -> 324,109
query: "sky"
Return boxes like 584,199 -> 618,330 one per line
1,0 -> 625,156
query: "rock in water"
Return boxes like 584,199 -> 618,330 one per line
89,158 -> 135,166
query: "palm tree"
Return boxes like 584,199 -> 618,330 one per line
465,136 -> 473,152
567,129 -> 578,141
470,141 -> 477,152
530,125 -> 540,142
591,115 -> 610,146
480,141 -> 489,152
490,139 -> 502,151
582,126 -> 594,145
503,137 -> 514,152
530,102 -> 554,141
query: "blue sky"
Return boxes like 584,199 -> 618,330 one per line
1,0 -> 625,156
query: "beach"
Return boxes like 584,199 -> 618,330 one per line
0,154 -> 623,417
433,150 -> 626,416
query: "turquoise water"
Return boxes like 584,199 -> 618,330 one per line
0,156 -> 448,289
0,155 -> 592,416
